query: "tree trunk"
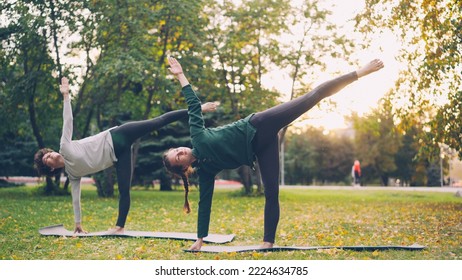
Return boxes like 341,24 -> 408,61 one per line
44,177 -> 56,195
94,167 -> 115,197
26,51 -> 61,194
238,166 -> 253,194
63,177 -> 69,192
160,172 -> 173,191
254,162 -> 264,195
381,174 -> 389,186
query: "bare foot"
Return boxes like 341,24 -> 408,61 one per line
260,242 -> 274,249
107,226 -> 124,235
356,59 -> 384,78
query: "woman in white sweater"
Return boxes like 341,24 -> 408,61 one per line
34,77 -> 217,234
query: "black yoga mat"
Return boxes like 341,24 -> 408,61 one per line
184,244 -> 426,253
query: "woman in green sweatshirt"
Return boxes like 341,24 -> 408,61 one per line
163,57 -> 384,251
34,77 -> 217,234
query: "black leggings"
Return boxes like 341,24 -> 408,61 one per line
249,72 -> 358,243
109,109 -> 188,227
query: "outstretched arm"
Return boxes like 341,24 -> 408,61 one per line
167,57 -> 218,113
168,57 -> 206,138
60,77 -> 73,145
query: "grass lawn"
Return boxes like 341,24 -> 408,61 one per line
0,185 -> 460,260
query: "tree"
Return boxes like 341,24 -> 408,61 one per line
275,0 -> 355,185
349,98 -> 401,186
0,0 -> 210,196
191,0 -> 288,194
0,0 -> 77,194
392,125 -> 427,186
72,0 -> 209,196
355,0 -> 462,159
284,127 -> 354,185
135,120 -> 190,191
284,130 -> 316,185
132,1 -> 210,190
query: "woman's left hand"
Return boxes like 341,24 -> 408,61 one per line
60,77 -> 70,98
168,57 -> 183,75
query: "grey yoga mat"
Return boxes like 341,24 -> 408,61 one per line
184,244 -> 426,253
39,224 -> 234,244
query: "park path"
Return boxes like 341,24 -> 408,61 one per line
280,185 -> 461,194
215,180 -> 461,194
3,176 -> 460,194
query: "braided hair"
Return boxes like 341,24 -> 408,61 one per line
163,149 -> 194,213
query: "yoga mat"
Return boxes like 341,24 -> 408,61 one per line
39,224 -> 234,244
184,244 -> 426,253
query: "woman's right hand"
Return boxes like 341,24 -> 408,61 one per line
201,102 -> 220,113
74,223 -> 88,234
189,238 -> 204,251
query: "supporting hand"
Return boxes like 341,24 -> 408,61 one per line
74,223 -> 88,234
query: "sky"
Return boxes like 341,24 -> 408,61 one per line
261,0 -> 404,131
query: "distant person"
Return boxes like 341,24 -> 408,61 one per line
163,57 -> 384,250
352,160 -> 361,186
34,77 -> 218,234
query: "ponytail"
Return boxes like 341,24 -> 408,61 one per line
181,174 -> 191,214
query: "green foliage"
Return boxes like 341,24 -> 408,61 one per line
355,0 -> 462,159
392,126 -> 427,186
284,127 -> 354,185
279,0 -> 356,96
0,0 -> 65,183
0,138 -> 37,176
2,0 -> 456,194
134,119 -> 191,189
349,98 -> 401,185
429,90 -> 462,159
134,112 -> 219,190
0,186 -> 460,260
